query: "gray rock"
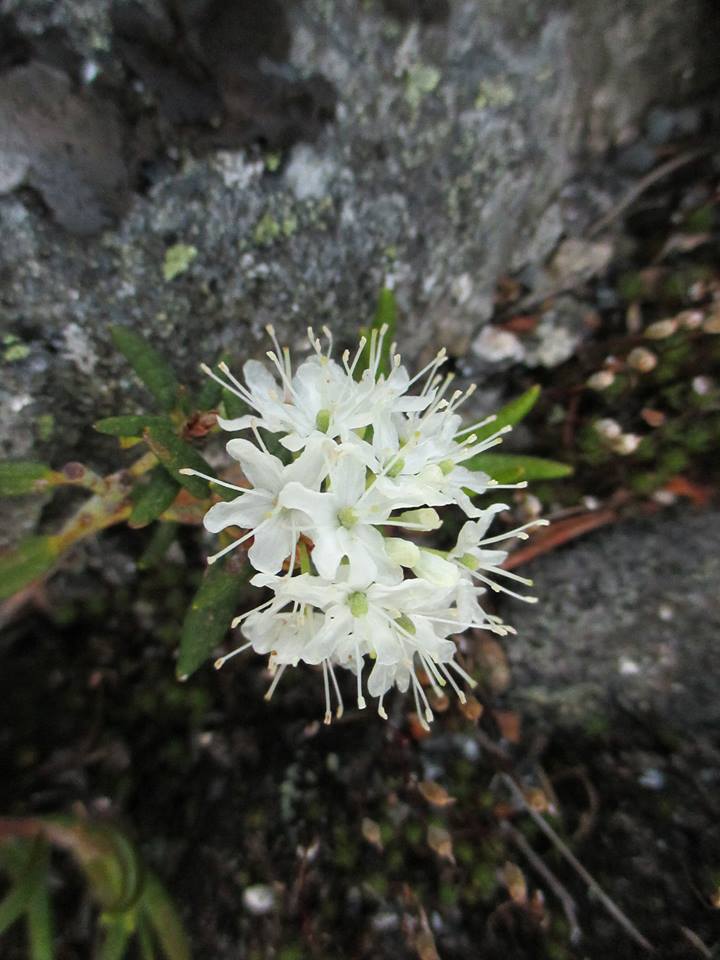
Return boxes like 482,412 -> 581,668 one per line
0,0 -> 717,549
502,509 -> 720,730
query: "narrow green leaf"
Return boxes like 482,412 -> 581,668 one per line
94,415 -> 170,437
137,523 -> 179,571
0,837 -> 48,936
129,469 -> 180,528
142,422 -> 212,499
220,390 -> 249,420
141,873 -> 190,960
465,452 -> 573,484
0,536 -> 60,602
110,327 -> 180,412
27,880 -> 54,960
472,385 -> 541,444
97,915 -> 133,960
177,562 -> 249,679
0,461 -> 55,497
355,286 -> 397,380
136,913 -> 157,960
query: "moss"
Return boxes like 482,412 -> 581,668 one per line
3,334 -> 31,362
470,861 -> 497,899
404,64 -> 441,110
36,413 -> 55,441
162,243 -> 198,281
475,77 -> 516,110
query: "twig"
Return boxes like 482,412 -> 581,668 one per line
499,773 -> 655,953
500,819 -> 582,945
680,927 -> 713,958
587,147 -> 709,238
503,508 -> 618,570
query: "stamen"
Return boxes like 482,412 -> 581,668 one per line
438,662 -> 467,704
265,324 -> 283,361
322,660 -> 332,725
447,659 -> 478,689
348,337 -> 367,377
411,670 -> 433,727
354,640 -> 366,709
178,468 -> 249,493
473,572 -> 538,602
216,362 -> 256,407
214,640 -> 253,669
264,663 -> 287,701
327,660 -> 344,719
201,362 -> 256,409
377,694 -> 387,720
231,596 -> 276,628
456,413 -> 496,439
249,418 -> 270,454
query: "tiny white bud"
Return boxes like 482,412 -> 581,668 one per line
627,347 -> 657,373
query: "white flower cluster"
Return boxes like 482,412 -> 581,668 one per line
182,326 -> 546,727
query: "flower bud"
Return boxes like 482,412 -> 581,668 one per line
586,370 -> 615,390
703,308 -> 720,334
397,508 -> 442,531
594,418 -> 622,440
627,347 -> 657,373
644,318 -> 677,340
611,433 -> 641,455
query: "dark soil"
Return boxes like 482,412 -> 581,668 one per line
1,524 -> 719,959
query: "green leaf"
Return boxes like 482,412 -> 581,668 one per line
137,523 -> 179,571
0,461 -> 56,497
98,915 -> 133,960
136,914 -> 157,960
94,416 -> 170,438
141,873 -> 191,960
465,452 -> 573,484
142,422 -> 213,499
194,376 -> 222,412
220,390 -> 249,420
356,286 -> 397,380
27,880 -> 54,960
0,839 -> 46,935
472,385 -> 541,444
110,327 -> 180,412
177,562 -> 249,679
129,469 -> 180,528
0,536 -> 60,601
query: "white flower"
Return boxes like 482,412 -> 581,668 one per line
279,450 -> 409,585
183,434 -> 331,572
189,322 -> 546,726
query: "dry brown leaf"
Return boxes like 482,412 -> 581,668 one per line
427,824 -> 455,863
459,694 -> 484,721
494,709 -> 522,743
500,861 -> 527,905
477,637 -> 511,694
414,929 -> 440,960
418,781 -> 456,808
361,817 -> 383,851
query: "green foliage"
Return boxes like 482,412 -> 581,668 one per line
466,453 -> 573,484
0,818 -> 190,960
130,469 -> 181,528
142,422 -> 213,499
472,385 -> 540,443
356,286 -> 397,380
0,461 -> 56,496
138,523 -> 180,571
177,562 -> 250,680
0,536 -> 60,601
94,415 -> 170,437
162,244 -> 197,282
110,327 -> 181,412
